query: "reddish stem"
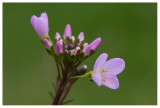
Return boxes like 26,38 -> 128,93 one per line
58,81 -> 73,105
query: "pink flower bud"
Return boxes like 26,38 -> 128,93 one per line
90,37 -> 101,51
71,36 -> 75,42
78,32 -> 84,42
83,43 -> 88,48
55,41 -> 63,55
63,24 -> 72,39
31,12 -> 49,39
83,45 -> 91,56
55,32 -> 61,41
44,39 -> 52,50
70,49 -> 77,56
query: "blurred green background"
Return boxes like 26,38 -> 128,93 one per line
3,3 -> 157,105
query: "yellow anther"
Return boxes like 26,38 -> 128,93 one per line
102,69 -> 108,72
101,77 -> 106,82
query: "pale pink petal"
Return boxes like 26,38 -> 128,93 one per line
92,72 -> 102,87
102,73 -> 119,89
31,13 -> 49,39
93,53 -> 108,72
103,58 -> 125,75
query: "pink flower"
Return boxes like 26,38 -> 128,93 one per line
92,53 -> 125,89
31,12 -> 49,39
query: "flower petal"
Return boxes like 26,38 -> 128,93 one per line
93,53 -> 108,72
92,72 -> 102,87
30,13 -> 49,38
103,58 -> 125,75
102,73 -> 119,89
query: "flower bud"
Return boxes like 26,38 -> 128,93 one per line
63,24 -> 72,39
83,43 -> 88,48
70,49 -> 77,56
90,37 -> 101,51
76,65 -> 87,75
71,36 -> 75,43
83,45 -> 91,56
55,32 -> 61,41
44,39 -> 52,50
76,47 -> 80,51
78,32 -> 84,43
31,12 -> 49,40
58,39 -> 63,46
55,41 -> 63,55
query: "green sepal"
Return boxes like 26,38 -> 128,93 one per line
71,71 -> 92,80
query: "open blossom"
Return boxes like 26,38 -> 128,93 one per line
92,53 -> 125,89
31,12 -> 49,39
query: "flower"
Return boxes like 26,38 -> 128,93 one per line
92,53 -> 125,89
90,37 -> 101,51
31,12 -> 49,40
63,24 -> 72,39
44,39 -> 52,50
55,41 -> 63,55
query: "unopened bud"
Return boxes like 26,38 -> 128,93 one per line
76,46 -> 80,51
83,43 -> 88,48
55,41 -> 63,55
78,32 -> 84,43
70,49 -> 77,56
63,24 -> 72,39
44,39 -> 52,50
59,39 -> 63,46
76,65 -> 87,75
90,37 -> 101,51
55,32 -> 61,41
83,45 -> 91,56
71,36 -> 75,42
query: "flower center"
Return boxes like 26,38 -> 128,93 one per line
100,69 -> 108,82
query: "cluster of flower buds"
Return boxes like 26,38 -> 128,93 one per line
31,12 -> 102,77
31,12 -> 101,63
54,24 -> 101,62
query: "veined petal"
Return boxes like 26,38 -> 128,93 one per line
92,72 -> 102,87
102,73 -> 119,89
103,58 -> 125,75
93,53 -> 108,72
31,12 -> 49,39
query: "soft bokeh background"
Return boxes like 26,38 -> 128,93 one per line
3,3 -> 157,105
